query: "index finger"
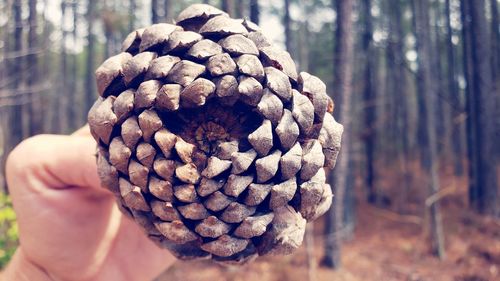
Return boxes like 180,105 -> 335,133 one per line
72,124 -> 92,137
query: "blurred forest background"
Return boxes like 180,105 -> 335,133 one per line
0,0 -> 499,280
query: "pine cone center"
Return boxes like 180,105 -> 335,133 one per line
163,101 -> 262,155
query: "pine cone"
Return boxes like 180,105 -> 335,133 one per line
88,4 -> 343,264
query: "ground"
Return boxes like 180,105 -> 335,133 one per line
156,163 -> 500,281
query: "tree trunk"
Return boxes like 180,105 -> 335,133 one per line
60,0 -> 69,133
28,0 -> 43,135
412,0 -> 446,259
0,0 -> 6,85
431,2 -> 451,160
445,0 -> 463,176
41,0 -> 51,133
103,2 -> 112,59
388,0 -> 411,211
296,0 -> 310,92
384,0 -> 400,154
85,0 -> 97,116
411,0 -> 429,168
152,0 -> 160,24
164,0 -> 173,22
250,0 -> 259,24
0,0 -> 5,191
129,0 -> 136,30
361,0 -> 376,204
491,0 -> 499,90
466,0 -> 498,216
305,224 -> 317,281
460,0 -> 477,209
0,120 -> 4,192
21,3 -> 30,139
298,22 -> 309,71
1,0 -> 24,192
235,0 -> 245,18
68,0 -> 78,129
10,0 -> 24,146
221,0 -> 235,17
284,0 -> 292,53
322,0 -> 354,269
490,0 -> 499,161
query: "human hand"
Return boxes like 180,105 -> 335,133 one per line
2,126 -> 175,281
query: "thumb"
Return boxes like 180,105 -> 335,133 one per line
6,134 -> 102,191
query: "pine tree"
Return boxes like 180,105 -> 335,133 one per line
323,0 -> 355,268
412,0 -> 446,259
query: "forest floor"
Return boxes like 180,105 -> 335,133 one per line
157,162 -> 500,281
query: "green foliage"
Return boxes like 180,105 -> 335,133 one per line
0,194 -> 18,269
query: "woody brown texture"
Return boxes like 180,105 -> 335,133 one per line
88,4 -> 343,264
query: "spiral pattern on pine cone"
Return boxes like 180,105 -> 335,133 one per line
88,4 -> 343,264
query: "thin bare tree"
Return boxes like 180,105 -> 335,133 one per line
323,0 -> 355,268
361,0 -> 377,204
85,0 -> 97,116
250,0 -> 259,24
445,0 -> 463,176
60,0 -> 69,132
129,0 -> 136,30
28,0 -> 43,135
388,0 -> 411,211
164,0 -> 173,22
221,0 -> 235,17
284,0 -> 292,52
10,0 -> 24,142
68,0 -> 79,129
464,0 -> 498,216
236,0 -> 245,18
152,0 -> 160,24
412,0 -> 446,259
490,0 -> 499,161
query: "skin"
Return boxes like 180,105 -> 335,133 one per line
2,126 -> 175,281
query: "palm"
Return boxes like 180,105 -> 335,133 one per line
7,133 -> 174,281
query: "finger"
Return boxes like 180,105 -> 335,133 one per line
72,124 -> 92,137
6,134 -> 102,190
